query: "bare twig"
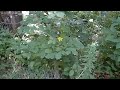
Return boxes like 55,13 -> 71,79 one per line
76,66 -> 87,79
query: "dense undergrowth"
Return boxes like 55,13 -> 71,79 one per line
1,11 -> 120,79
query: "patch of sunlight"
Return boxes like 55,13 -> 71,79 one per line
89,19 -> 93,22
95,25 -> 99,28
27,23 -> 45,35
27,24 -> 39,28
25,33 -> 29,36
22,11 -> 29,20
22,35 -> 31,43
34,30 -> 42,34
91,41 -> 98,46
48,11 -> 55,19
15,37 -> 19,40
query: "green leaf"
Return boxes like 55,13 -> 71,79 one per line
64,67 -> 70,71
65,50 -> 71,55
48,12 -> 55,19
61,25 -> 70,33
41,44 -> 47,48
29,61 -> 35,69
72,49 -> 78,56
0,41 -> 2,45
45,49 -> 52,53
116,43 -> 120,49
34,62 -> 41,67
111,63 -> 117,71
15,55 -> 22,59
116,17 -> 120,23
102,28 -> 110,34
48,39 -> 56,44
22,53 -> 31,59
61,51 -> 66,55
73,38 -> 84,49
31,48 -> 39,53
108,54 -> 117,60
114,50 -> 120,55
49,53 -> 55,59
66,48 -> 78,55
48,40 -> 53,44
72,64 -> 77,69
55,52 -> 62,60
89,75 -> 95,79
105,35 -> 115,42
56,47 -> 62,52
39,25 -> 45,31
111,38 -> 120,43
66,48 -> 74,51
23,26 -> 31,33
117,56 -> 120,62
63,72 -> 69,76
69,70 -> 74,77
110,25 -> 117,32
55,11 -> 65,18
45,53 -> 55,59
18,29 -> 23,34
45,54 -> 51,59
20,45 -> 28,50
40,51 -> 45,58
52,39 -> 56,44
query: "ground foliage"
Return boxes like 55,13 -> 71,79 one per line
0,11 -> 120,79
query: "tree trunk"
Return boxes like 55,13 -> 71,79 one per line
0,11 -> 23,33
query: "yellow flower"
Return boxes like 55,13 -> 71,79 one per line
57,36 -> 63,42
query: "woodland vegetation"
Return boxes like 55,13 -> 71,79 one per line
0,11 -> 120,79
